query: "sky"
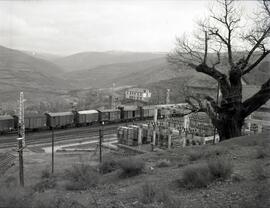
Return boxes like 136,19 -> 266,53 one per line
0,0 -> 258,55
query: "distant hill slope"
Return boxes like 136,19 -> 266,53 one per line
54,51 -> 166,72
0,45 -> 72,104
65,57 -> 187,88
22,50 -> 63,62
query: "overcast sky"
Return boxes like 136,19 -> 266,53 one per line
0,0 -> 257,55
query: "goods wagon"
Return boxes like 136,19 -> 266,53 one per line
119,105 -> 141,121
75,110 -> 99,126
98,109 -> 121,123
46,112 -> 74,128
140,106 -> 155,119
0,115 -> 15,134
14,114 -> 47,130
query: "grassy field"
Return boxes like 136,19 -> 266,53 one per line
0,133 -> 269,208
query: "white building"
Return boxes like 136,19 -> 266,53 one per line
125,88 -> 151,102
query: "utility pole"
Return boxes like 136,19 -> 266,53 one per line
99,122 -> 104,163
18,92 -> 25,187
51,126 -> 55,174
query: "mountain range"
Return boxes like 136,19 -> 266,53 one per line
0,44 -> 269,109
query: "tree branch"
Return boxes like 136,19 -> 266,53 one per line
242,50 -> 270,75
242,78 -> 270,118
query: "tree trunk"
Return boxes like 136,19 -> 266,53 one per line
217,115 -> 244,141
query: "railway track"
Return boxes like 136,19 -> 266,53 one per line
0,120 -> 153,149
0,126 -> 118,149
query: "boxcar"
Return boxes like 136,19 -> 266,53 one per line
46,112 -> 74,128
141,106 -> 155,119
0,115 -> 15,133
98,109 -> 121,123
119,105 -> 141,121
14,114 -> 47,130
76,110 -> 99,126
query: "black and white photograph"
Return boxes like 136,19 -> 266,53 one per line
0,0 -> 269,207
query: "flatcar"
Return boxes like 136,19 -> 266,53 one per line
45,112 -> 74,128
75,110 -> 99,126
0,115 -> 15,134
119,105 -> 141,121
98,109 -> 121,123
14,114 -> 47,131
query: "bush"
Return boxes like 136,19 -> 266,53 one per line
252,164 -> 268,181
118,158 -> 145,178
181,163 -> 212,189
188,150 -> 203,161
65,163 -> 99,190
256,147 -> 269,159
140,182 -> 156,204
181,158 -> 233,189
156,159 -> 171,168
207,158 -> 233,180
41,169 -> 51,179
139,183 -> 180,208
0,187 -> 32,208
33,178 -> 56,192
32,195 -> 86,208
99,158 -> 118,174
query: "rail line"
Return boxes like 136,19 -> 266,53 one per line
0,126 -> 118,149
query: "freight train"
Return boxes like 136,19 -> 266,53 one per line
0,104 -> 188,135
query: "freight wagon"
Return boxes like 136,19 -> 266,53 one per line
45,112 -> 74,128
14,114 -> 47,131
0,115 -> 15,134
75,110 -> 99,126
119,105 -> 141,121
140,106 -> 155,119
98,109 -> 121,123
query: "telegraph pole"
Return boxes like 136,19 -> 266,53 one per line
99,122 -> 104,163
18,92 -> 25,187
51,126 -> 55,174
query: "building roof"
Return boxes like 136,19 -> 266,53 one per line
98,109 -> 120,113
78,110 -> 98,115
0,115 -> 13,120
46,112 -> 73,117
120,105 -> 139,110
126,88 -> 149,92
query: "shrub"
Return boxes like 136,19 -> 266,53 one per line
181,163 -> 212,189
187,150 -> 203,161
33,178 -> 56,192
139,183 -> 180,208
156,159 -> 171,168
41,168 -> 51,179
32,195 -> 86,208
256,147 -> 269,159
65,163 -> 99,190
207,158 -> 233,180
99,158 -> 118,174
140,182 -> 156,204
0,187 -> 32,208
118,158 -> 145,178
252,164 -> 268,181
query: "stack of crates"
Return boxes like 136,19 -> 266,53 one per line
117,125 -> 140,146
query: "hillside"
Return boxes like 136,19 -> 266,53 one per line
0,132 -> 269,208
0,45 -> 72,105
65,57 -> 186,88
54,51 -> 166,72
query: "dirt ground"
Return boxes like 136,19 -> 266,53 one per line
0,133 -> 270,208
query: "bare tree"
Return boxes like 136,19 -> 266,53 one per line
168,0 -> 270,140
